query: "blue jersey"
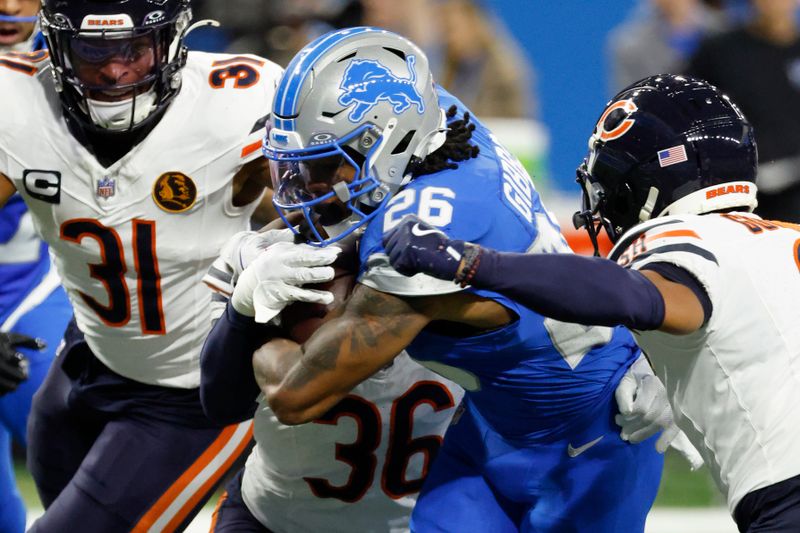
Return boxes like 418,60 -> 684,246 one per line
359,88 -> 640,443
0,194 -> 50,324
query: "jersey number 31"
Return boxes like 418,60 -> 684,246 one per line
61,218 -> 165,335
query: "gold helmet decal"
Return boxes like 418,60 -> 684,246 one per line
153,172 -> 197,213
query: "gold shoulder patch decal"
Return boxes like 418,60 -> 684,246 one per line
153,172 -> 197,213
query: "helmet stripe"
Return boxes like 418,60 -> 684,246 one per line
274,26 -> 378,131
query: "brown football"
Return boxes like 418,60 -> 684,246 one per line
279,233 -> 359,343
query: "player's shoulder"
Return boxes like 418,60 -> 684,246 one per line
0,50 -> 55,105
184,51 -> 283,84
172,52 -> 283,158
0,52 -> 60,148
607,214 -> 728,302
360,171 -> 495,262
609,214 -> 713,265
181,51 -> 283,109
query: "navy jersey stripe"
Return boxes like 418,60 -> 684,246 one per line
629,243 -> 719,268
608,219 -> 685,262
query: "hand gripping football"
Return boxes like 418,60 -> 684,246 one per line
280,233 -> 359,343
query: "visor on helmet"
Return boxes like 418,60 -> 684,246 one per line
66,32 -> 161,99
266,124 -> 387,246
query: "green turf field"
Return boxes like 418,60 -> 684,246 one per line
14,448 -> 723,510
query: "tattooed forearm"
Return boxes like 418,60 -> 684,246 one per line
283,285 -> 428,391
262,284 -> 432,424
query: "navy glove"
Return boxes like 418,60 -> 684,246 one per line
0,332 -> 41,396
382,215 -> 482,285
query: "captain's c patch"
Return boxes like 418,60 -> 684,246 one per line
23,169 -> 61,204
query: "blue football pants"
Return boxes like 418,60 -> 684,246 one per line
411,398 -> 664,533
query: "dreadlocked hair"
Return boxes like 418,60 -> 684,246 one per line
407,105 -> 480,178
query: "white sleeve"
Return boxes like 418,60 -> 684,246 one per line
358,252 -> 466,296
612,219 -> 721,302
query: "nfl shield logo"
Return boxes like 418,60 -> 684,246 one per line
97,177 -> 115,198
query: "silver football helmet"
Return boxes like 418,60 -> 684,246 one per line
264,27 -> 445,245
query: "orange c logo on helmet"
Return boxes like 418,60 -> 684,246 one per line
595,99 -> 638,142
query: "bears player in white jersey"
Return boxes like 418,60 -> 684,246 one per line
200,227 -> 463,532
0,2 -> 73,531
0,0 -> 284,530
384,74 -> 800,531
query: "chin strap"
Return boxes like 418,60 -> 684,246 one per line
638,187 -> 660,223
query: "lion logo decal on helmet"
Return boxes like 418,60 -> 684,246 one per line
338,56 -> 425,122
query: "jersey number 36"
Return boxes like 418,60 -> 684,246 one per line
305,380 -> 455,503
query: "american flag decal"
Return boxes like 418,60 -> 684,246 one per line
658,145 -> 688,167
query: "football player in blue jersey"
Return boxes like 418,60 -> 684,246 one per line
211,27 -> 667,532
0,3 -> 72,531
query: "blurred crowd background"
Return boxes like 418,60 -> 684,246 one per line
186,0 -> 800,223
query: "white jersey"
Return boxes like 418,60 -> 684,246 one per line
609,212 -> 800,512
0,50 -> 283,387
241,352 -> 463,533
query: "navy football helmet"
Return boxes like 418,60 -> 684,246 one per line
41,0 -> 194,133
574,74 -> 758,254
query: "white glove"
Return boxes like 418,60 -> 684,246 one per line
615,354 -> 704,469
614,354 -> 703,470
202,228 -> 296,296
615,354 -> 677,450
231,241 -> 341,324
669,428 -> 705,471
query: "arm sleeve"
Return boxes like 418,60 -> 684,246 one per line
200,303 -> 281,424
470,249 -> 666,330
640,262 -> 712,324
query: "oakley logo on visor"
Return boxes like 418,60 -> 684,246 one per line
81,14 -> 134,30
144,11 -> 166,25
51,13 -> 73,29
309,132 -> 337,146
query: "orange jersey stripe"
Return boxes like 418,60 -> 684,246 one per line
644,229 -> 700,245
131,421 -> 253,533
202,279 -> 232,298
794,239 -> 800,272
241,141 -> 262,158
772,220 -> 800,232
208,490 -> 229,532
